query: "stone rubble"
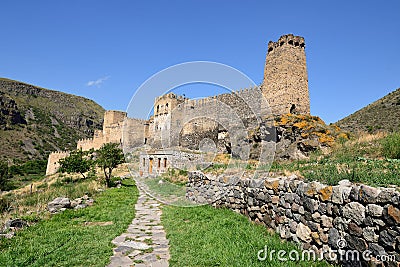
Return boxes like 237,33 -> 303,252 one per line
186,171 -> 400,266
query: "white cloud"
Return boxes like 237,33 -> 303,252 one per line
86,75 -> 110,87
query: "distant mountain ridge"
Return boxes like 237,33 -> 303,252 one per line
336,88 -> 400,133
0,78 -> 105,162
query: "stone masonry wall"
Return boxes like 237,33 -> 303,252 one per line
45,151 -> 70,176
186,172 -> 400,266
262,34 -> 310,115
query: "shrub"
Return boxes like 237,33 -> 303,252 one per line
381,132 -> 400,159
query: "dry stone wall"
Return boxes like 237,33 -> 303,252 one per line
186,172 -> 400,266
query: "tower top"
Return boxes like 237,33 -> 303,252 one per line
267,34 -> 305,53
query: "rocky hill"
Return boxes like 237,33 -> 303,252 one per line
336,88 -> 400,134
0,78 -> 105,162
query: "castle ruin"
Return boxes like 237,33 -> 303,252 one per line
46,33 -> 310,176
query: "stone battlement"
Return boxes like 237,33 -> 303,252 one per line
267,33 -> 305,52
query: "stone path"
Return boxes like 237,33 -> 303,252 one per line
107,190 -> 170,267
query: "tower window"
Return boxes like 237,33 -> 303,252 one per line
268,47 -> 273,52
290,104 -> 297,114
288,40 -> 293,45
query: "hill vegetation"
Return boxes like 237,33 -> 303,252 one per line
336,88 -> 400,133
0,78 -> 105,163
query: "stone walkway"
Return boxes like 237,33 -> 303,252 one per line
107,190 -> 170,267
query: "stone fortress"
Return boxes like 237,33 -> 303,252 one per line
46,33 -> 310,176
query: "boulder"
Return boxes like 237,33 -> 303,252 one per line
47,197 -> 71,213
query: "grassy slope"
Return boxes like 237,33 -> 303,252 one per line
162,205 -> 332,267
0,78 -> 105,162
0,183 -> 138,267
270,133 -> 400,187
336,87 -> 400,133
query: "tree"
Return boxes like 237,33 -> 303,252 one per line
96,143 -> 125,187
58,149 -> 93,179
0,160 -> 11,191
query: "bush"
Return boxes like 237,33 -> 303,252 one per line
381,132 -> 400,159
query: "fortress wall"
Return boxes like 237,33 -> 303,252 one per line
262,34 -> 310,115
45,151 -> 70,176
103,110 -> 127,128
77,138 -> 94,151
122,118 -> 147,149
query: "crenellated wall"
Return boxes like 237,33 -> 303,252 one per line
186,172 -> 400,266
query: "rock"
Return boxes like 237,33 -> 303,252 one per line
296,222 -> 312,243
359,185 -> 380,203
290,221 -> 297,233
0,232 -> 14,239
312,212 -> 321,222
4,219 -> 28,230
47,197 -> 71,213
366,204 -> 383,217
298,206 -> 305,214
376,189 -> 398,203
320,215 -> 333,228
368,243 -> 386,257
348,222 -> 363,237
363,227 -> 378,242
303,197 -> 318,213
345,235 -> 367,251
342,202 -> 365,223
379,230 -> 396,250
328,228 -> 340,249
74,204 -> 87,210
384,205 -> 400,224
318,203 -> 327,214
271,196 -> 279,204
331,185 -> 351,204
318,186 -> 333,201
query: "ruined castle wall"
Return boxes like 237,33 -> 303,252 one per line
262,34 -> 310,115
103,110 -> 127,128
45,151 -> 70,176
77,138 -> 94,151
122,118 -> 147,149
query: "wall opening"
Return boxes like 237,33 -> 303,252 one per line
164,158 -> 167,168
144,137 -> 147,144
158,158 -> 161,168
268,47 -> 273,52
290,104 -> 297,114
149,158 -> 153,174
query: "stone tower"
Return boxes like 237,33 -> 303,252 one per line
262,34 -> 310,115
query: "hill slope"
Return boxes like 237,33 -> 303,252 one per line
336,88 -> 400,133
0,78 -> 105,162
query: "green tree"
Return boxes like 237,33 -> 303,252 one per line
58,149 -> 93,179
96,143 -> 125,187
0,160 -> 11,191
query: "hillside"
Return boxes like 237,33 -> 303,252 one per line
336,88 -> 400,133
0,78 -> 105,162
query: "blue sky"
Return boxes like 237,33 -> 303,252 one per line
1,0 -> 399,123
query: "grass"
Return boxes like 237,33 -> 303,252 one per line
0,181 -> 138,266
268,132 -> 400,187
162,205 -> 333,267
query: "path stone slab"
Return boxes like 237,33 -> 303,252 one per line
107,189 -> 170,267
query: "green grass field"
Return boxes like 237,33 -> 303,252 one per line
0,183 -> 138,266
162,205 -> 333,267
